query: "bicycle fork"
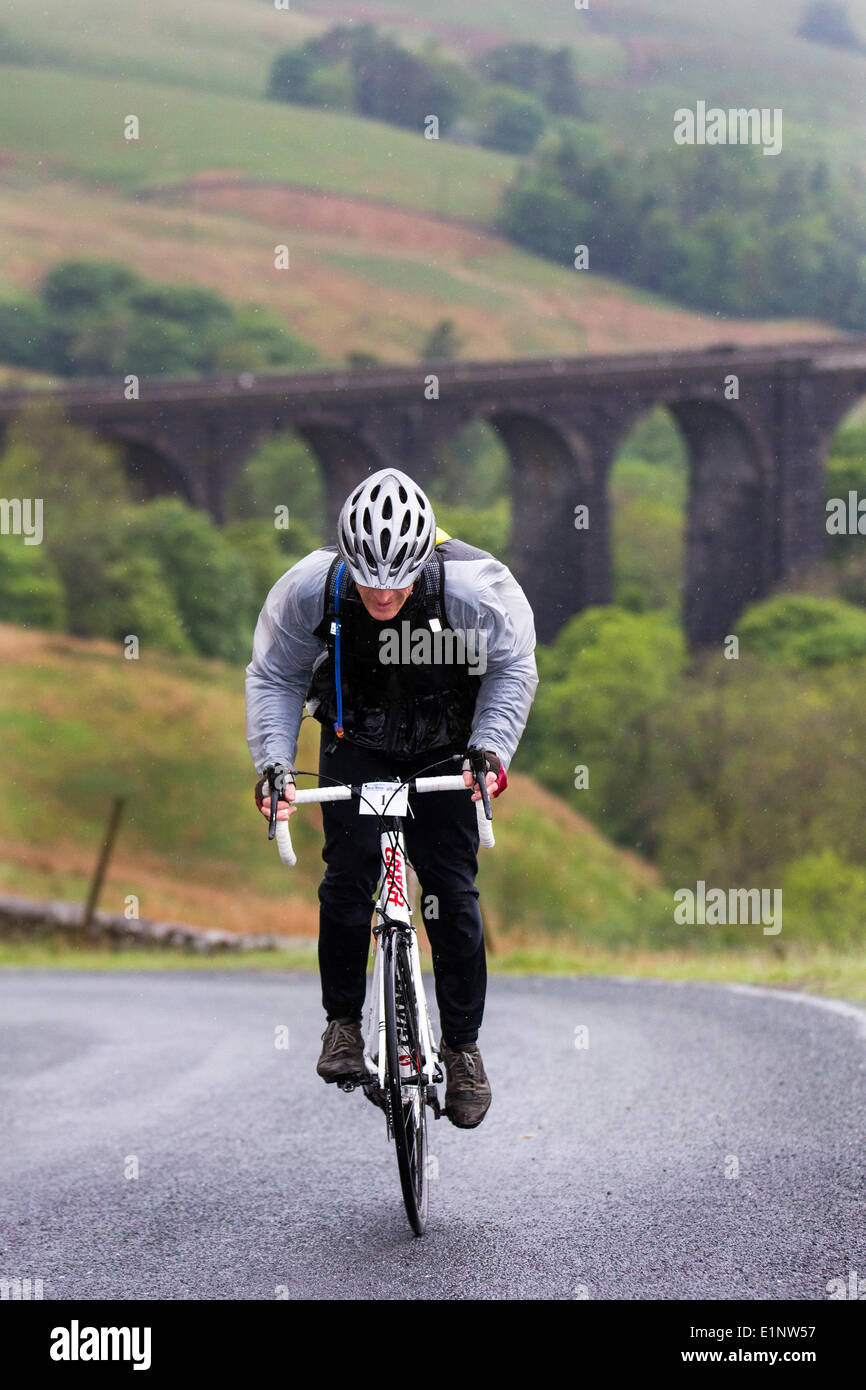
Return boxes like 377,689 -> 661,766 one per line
352,824 -> 444,1118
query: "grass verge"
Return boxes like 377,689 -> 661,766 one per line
2,938 -> 865,1006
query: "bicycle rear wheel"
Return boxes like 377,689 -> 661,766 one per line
384,933 -> 429,1236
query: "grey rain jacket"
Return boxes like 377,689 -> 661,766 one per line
245,540 -> 539,774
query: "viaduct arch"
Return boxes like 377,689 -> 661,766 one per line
2,338 -> 865,646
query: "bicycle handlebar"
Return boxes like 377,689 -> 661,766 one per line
274,773 -> 494,868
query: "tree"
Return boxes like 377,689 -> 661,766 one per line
421,318 -> 462,361
223,431 -> 324,537
544,48 -> 583,117
123,499 -> 257,661
0,542 -> 65,630
0,405 -> 129,523
268,47 -> 318,103
59,525 -> 192,650
478,42 -> 583,117
426,499 -> 509,556
520,608 -> 686,841
0,299 -> 58,371
480,42 -> 547,94
501,183 -> 583,263
215,305 -> 318,372
41,261 -> 142,316
646,659 -> 866,887
0,261 -> 318,379
479,86 -> 548,154
0,408 -> 190,649
303,60 -> 355,113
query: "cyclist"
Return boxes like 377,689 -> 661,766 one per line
246,468 -> 537,1128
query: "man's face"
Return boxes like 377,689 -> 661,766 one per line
356,583 -> 414,621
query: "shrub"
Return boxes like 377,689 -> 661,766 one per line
782,849 -> 866,947
479,86 -> 548,154
430,499 -> 510,557
519,608 -> 686,841
123,500 -> 257,661
736,593 -> 866,666
0,541 -> 65,629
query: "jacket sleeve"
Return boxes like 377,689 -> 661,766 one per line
244,550 -> 330,774
445,557 -> 539,770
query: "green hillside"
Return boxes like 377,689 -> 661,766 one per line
4,0 -> 865,162
0,62 -> 834,365
0,623 -> 673,951
0,2 -> 853,366
0,66 -> 515,219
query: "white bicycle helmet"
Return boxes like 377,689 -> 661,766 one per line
337,468 -> 436,588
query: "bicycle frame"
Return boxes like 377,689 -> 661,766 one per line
364,823 -> 439,1098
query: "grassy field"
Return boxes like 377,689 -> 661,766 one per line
4,0 -> 865,162
0,0 -> 321,98
0,8 -> 850,367
0,66 -> 515,219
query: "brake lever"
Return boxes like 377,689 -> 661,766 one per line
268,765 -> 291,841
468,747 -> 493,821
267,769 -> 279,840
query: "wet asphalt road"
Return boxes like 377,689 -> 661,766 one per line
1,970 -> 864,1300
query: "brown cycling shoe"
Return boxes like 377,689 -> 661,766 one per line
317,1018 -> 365,1083
440,1041 -> 492,1128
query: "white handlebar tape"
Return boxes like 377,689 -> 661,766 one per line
476,797 -> 495,850
292,786 -> 353,804
275,819 -> 297,868
274,776 -> 494,865
414,774 -> 468,794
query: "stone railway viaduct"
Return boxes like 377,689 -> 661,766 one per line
3,338 -> 866,645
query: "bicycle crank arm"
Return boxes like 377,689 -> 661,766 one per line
339,1075 -> 388,1114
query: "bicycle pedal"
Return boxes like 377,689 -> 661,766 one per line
425,1086 -> 444,1119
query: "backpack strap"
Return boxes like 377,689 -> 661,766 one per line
420,547 -> 446,630
322,552 -> 344,632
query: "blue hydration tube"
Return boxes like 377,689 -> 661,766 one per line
333,561 -> 346,739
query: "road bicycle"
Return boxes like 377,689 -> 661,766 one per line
265,748 -> 495,1236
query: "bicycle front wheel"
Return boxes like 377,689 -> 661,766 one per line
384,934 -> 429,1237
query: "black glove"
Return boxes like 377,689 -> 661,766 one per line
464,749 -> 508,798
254,764 -> 295,810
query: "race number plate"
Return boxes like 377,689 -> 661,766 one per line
358,780 -> 409,816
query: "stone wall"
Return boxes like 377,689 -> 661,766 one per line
0,891 -> 314,954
